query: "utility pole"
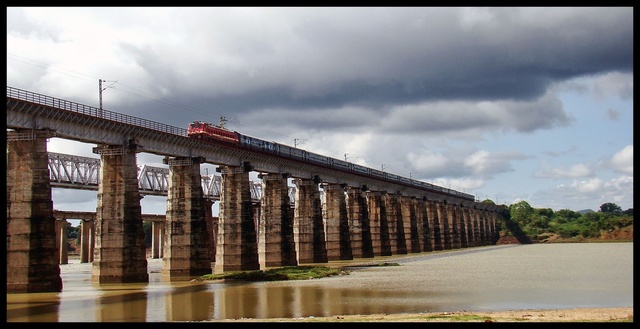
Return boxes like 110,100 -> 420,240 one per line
344,153 -> 358,161
99,79 -> 102,116
99,79 -> 117,117
294,139 -> 306,148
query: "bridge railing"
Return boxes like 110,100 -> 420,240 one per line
7,86 -> 187,137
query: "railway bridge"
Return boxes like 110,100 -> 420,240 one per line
7,86 -> 504,293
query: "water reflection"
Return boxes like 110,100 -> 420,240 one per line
6,264 -> 451,322
6,292 -> 60,322
210,284 -> 424,320
6,243 -> 634,322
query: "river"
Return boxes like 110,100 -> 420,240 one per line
5,242 -> 633,322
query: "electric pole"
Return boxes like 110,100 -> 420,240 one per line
99,79 -> 117,117
294,139 -> 306,148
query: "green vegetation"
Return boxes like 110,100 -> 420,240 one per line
194,266 -> 348,282
498,201 -> 633,242
193,262 -> 401,282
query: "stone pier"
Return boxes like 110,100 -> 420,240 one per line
429,201 -> 444,250
453,205 -> 464,248
418,198 -> 432,252
479,209 -> 487,244
55,219 -> 69,264
51,211 -> 95,264
6,129 -> 62,293
215,164 -> 259,272
468,207 -> 477,247
81,219 -> 95,263
151,221 -> 164,259
203,199 -> 216,262
409,197 -> 423,253
258,173 -> 297,268
383,193 -> 398,254
437,202 -> 451,250
346,186 -> 373,259
92,143 -> 148,284
448,203 -> 461,249
490,211 -> 499,244
162,156 -> 212,278
293,177 -> 328,264
403,196 -> 421,253
460,205 -> 470,248
321,183 -> 352,261
377,192 -> 393,256
365,191 -> 384,256
393,194 -> 408,254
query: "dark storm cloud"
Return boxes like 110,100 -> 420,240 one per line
9,8 -> 633,112
13,7 -> 628,135
106,7 -> 631,135
194,9 -> 628,97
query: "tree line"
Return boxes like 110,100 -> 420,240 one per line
66,201 -> 633,249
494,200 -> 634,241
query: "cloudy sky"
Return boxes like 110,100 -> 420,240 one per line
7,7 -> 633,216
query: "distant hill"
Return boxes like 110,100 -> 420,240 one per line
577,209 -> 595,214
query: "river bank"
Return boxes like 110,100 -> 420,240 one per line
209,307 -> 634,322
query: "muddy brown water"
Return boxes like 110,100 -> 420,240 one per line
6,243 -> 633,322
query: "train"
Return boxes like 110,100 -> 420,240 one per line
187,119 -> 475,201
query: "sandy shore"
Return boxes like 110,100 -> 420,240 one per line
210,307 -> 633,322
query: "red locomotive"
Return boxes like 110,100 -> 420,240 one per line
187,117 -> 239,143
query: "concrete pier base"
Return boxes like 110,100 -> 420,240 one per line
322,183 -> 352,261
162,157 -> 212,279
347,187 -> 373,258
293,178 -> 328,264
258,173 -> 297,268
215,165 -> 259,272
91,144 -> 148,284
6,129 -> 62,293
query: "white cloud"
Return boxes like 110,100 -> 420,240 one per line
534,163 -> 593,179
609,145 -> 633,175
435,177 -> 485,193
591,71 -> 634,101
407,150 -> 449,173
570,178 -> 604,193
464,150 -> 492,175
558,71 -> 634,102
